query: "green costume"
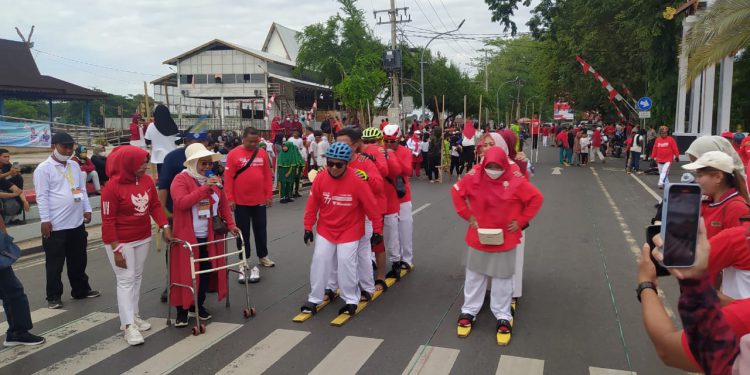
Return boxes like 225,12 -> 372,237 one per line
510,124 -> 521,151
277,141 -> 304,200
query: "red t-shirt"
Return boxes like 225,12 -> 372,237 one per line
542,126 -> 550,136
702,189 -> 749,239
394,145 -> 413,203
224,146 -> 273,206
650,136 -> 679,163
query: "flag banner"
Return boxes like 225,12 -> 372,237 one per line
553,102 -> 575,120
0,121 -> 52,147
575,55 -> 624,103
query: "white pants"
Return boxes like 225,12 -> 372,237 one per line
104,238 -> 151,327
658,162 -> 671,186
357,220 -> 375,294
384,213 -> 400,264
542,136 -> 548,147
590,147 -> 604,162
86,171 -> 101,192
512,236 -> 525,298
309,234 -> 359,305
398,201 -> 414,265
461,268 -> 513,321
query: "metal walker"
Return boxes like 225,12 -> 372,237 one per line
166,233 -> 255,335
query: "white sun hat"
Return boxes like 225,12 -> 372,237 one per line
682,150 -> 734,174
183,143 -> 222,167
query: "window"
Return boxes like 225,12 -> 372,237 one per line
180,75 -> 193,85
195,74 -> 207,84
222,74 -> 236,84
250,74 -> 265,83
242,74 -> 251,83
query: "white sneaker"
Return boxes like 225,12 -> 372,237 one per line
124,325 -> 144,346
259,257 -> 275,267
248,266 -> 261,283
134,316 -> 151,331
238,266 -> 247,284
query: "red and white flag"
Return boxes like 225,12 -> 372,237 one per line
265,94 -> 276,120
575,55 -> 623,103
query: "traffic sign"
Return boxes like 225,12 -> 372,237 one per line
637,97 -> 652,111
638,111 -> 651,119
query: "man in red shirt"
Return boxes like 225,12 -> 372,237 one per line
650,126 -> 680,189
541,125 -> 550,147
225,127 -> 275,280
302,142 -> 383,316
531,118 -> 541,150
556,127 -> 570,165
383,124 -> 416,276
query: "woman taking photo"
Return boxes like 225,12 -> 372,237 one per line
101,145 -> 172,346
451,147 -> 543,344
169,143 -> 239,327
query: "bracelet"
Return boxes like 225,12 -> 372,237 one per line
636,281 -> 658,302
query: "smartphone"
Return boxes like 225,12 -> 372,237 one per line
646,224 -> 670,277
660,183 -> 702,267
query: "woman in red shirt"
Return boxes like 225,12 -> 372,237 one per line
650,126 -> 680,188
101,145 -> 172,346
451,147 -> 543,344
170,144 -> 239,327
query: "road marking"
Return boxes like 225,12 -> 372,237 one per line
217,329 -> 309,375
629,173 -> 661,202
589,367 -> 637,375
496,355 -> 544,375
33,318 -> 167,374
411,203 -> 431,216
309,336 -> 382,375
0,311 -> 117,368
402,345 -> 458,375
552,167 -> 562,175
123,322 -> 240,374
0,308 -> 67,337
591,167 -> 675,321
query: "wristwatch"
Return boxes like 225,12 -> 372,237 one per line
636,281 -> 657,302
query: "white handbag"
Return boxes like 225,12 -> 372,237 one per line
478,228 -> 504,246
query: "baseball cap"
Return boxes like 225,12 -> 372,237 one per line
51,132 -> 75,145
383,124 -> 400,140
682,150 -> 734,174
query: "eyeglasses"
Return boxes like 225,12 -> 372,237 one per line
199,161 -> 214,167
327,161 -> 346,169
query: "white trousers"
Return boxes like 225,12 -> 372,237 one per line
86,170 -> 101,192
590,147 -> 605,162
309,234 -> 359,305
104,239 -> 151,327
398,201 -> 414,265
542,136 -> 548,147
461,268 -> 513,321
658,162 -> 671,186
384,213 -> 400,264
512,235 -> 525,298
357,220 -> 375,294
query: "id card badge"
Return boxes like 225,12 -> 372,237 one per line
198,199 -> 211,219
72,188 -> 83,202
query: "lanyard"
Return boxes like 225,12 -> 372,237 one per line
57,163 -> 76,190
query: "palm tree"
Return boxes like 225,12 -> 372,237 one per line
681,0 -> 750,84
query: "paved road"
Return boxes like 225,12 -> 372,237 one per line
1,146 -> 688,374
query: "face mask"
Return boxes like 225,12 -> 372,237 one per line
53,148 -> 71,162
485,168 -> 504,180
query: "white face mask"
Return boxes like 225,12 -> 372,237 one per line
53,148 -> 71,162
485,168 -> 504,180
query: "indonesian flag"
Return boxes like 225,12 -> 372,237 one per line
311,99 -> 318,112
463,119 -> 476,139
265,94 -> 276,120
575,55 -> 624,103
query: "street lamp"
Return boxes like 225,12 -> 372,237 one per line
420,20 -> 465,119
495,77 -> 518,125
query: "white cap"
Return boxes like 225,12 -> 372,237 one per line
184,143 -> 221,168
383,124 -> 400,138
682,150 -> 734,174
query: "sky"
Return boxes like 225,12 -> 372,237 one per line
0,0 -> 535,96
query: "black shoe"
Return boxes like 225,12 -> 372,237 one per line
4,332 -> 45,347
189,306 -> 212,320
294,193 -> 302,198
280,198 -> 289,204
73,290 -> 101,299
175,310 -> 189,327
161,288 -> 168,303
338,303 -> 357,315
48,300 -> 63,309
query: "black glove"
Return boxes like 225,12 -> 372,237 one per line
304,230 -> 314,245
371,233 -> 383,246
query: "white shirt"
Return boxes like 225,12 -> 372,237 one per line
290,137 -> 306,160
192,189 -> 219,238
419,140 -> 429,153
630,134 -> 643,153
407,139 -> 419,156
462,134 -> 475,147
33,156 -> 92,230
316,138 -> 329,166
145,125 -> 178,164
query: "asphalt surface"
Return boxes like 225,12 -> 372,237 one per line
1,145 -> 689,375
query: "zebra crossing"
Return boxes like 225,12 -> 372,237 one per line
0,307 -> 639,374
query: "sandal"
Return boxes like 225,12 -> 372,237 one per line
360,291 -> 372,302
385,263 -> 402,280
324,289 -> 336,302
300,302 -> 317,314
399,261 -> 412,271
458,313 -> 475,327
339,303 -> 357,315
497,319 -> 512,334
374,279 -> 388,292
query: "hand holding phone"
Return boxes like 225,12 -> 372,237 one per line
660,184 -> 702,268
645,224 -> 670,277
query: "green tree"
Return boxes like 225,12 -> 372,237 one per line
3,99 -> 39,119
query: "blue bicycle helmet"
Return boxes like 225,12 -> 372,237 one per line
325,142 -> 352,161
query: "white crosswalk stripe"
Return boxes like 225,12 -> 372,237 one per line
217,328 -> 309,375
589,367 -> 636,375
0,308 -> 66,337
309,336 -> 383,375
32,318 -> 168,375
402,345 -> 459,375
0,311 -> 117,369
496,355 -> 545,375
123,322 -> 241,375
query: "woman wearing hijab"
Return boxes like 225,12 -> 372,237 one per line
169,143 -> 239,327
101,145 -> 172,346
277,141 -> 304,203
499,130 -> 529,179
451,147 -> 543,344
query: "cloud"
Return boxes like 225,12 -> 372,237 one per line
0,0 -> 534,95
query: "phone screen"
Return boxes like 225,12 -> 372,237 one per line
662,184 -> 702,267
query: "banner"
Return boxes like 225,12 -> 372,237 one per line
0,121 -> 52,147
553,102 -> 574,120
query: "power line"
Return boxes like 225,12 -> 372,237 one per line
409,0 -> 465,59
437,0 -> 479,55
425,0 -> 473,57
32,48 -> 161,77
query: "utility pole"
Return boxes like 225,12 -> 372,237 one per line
375,1 -> 410,127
